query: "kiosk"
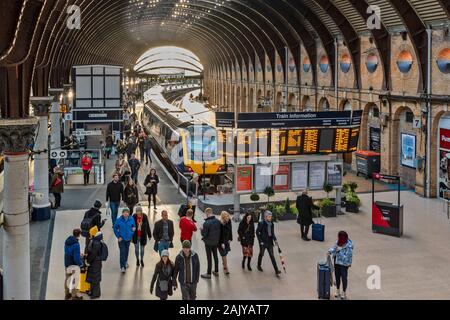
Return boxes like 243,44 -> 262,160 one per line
372,173 -> 404,237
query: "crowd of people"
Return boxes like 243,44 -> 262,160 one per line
62,121 -> 354,301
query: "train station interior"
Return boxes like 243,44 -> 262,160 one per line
1,0 -> 450,301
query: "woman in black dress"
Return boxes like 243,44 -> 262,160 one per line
238,212 -> 255,271
144,168 -> 159,210
150,250 -> 175,300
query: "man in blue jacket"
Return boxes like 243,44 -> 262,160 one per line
64,228 -> 84,300
114,208 -> 136,273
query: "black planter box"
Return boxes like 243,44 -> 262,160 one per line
345,203 -> 360,213
277,213 -> 298,221
321,205 -> 337,218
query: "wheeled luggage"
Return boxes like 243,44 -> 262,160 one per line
317,261 -> 331,299
79,268 -> 90,294
312,222 -> 325,242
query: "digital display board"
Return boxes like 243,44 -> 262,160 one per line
303,129 -> 319,154
286,129 -> 303,155
319,129 -> 335,153
335,128 -> 350,153
348,128 -> 360,152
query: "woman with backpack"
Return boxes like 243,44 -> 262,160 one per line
238,212 -> 255,271
86,229 -> 108,299
150,250 -> 175,300
123,179 -> 139,214
49,166 -> 64,209
144,168 -> 159,211
328,231 -> 354,300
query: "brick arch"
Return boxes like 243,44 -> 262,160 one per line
319,97 -> 330,111
288,93 -> 297,111
360,102 -> 381,151
301,95 -> 312,111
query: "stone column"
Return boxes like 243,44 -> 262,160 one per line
30,96 -> 53,220
49,88 -> 63,151
0,117 -> 38,300
63,84 -> 73,138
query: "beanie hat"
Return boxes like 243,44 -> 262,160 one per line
135,205 -> 143,213
122,208 -> 130,214
89,226 -> 99,239
160,250 -> 169,257
93,200 -> 102,209
264,210 -> 273,218
182,240 -> 191,249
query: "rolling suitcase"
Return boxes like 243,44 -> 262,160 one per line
312,215 -> 325,242
317,261 -> 331,299
79,267 -> 90,294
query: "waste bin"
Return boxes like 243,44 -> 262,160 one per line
356,151 -> 381,178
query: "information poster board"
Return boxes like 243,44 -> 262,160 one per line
291,162 -> 308,190
273,164 -> 290,191
255,164 -> 272,192
327,162 -> 343,186
401,133 -> 416,168
236,166 -> 253,193
309,162 -> 326,189
369,127 -> 381,152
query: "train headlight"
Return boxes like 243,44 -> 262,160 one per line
185,166 -> 194,173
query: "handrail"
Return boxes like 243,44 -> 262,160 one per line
177,172 -> 191,204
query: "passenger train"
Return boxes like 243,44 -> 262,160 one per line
141,86 -> 226,178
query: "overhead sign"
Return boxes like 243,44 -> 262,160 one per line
413,118 -> 421,129
50,150 -> 68,159
74,130 -> 102,137
64,113 -> 73,121
216,112 -> 235,128
74,110 -> 121,121
123,113 -> 130,121
237,111 -> 358,129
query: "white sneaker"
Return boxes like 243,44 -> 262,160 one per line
341,292 -> 347,300
121,267 -> 126,273
334,290 -> 341,299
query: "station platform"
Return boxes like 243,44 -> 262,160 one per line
42,156 -> 450,299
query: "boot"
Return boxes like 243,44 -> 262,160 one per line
136,259 -> 140,267
242,257 -> 246,269
334,288 -> 341,299
222,257 -> 230,275
247,257 -> 252,271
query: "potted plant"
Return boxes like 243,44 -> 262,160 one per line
349,182 -> 358,193
345,192 -> 361,213
263,186 -> 275,206
323,183 -> 334,198
276,198 -> 297,221
273,205 -> 285,222
319,198 -> 337,218
250,193 -> 261,222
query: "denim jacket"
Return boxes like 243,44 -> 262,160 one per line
329,239 -> 353,267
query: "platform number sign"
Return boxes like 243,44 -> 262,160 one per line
413,118 -> 421,129
50,150 -> 68,159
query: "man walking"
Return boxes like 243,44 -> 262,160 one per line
106,173 -> 124,227
64,229 -> 84,300
179,209 -> 197,243
200,208 -> 221,279
173,240 -> 200,300
296,190 -> 316,241
256,211 -> 282,277
153,210 -> 175,255
128,153 -> 141,184
81,200 -> 106,251
143,135 -> 152,165
114,208 -> 136,273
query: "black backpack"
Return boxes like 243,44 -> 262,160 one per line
100,241 -> 109,261
80,212 -> 100,237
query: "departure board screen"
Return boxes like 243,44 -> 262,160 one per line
319,129 -> 335,153
334,128 -> 350,152
303,129 -> 320,154
348,128 -> 360,152
286,129 -> 303,155
256,130 -> 270,157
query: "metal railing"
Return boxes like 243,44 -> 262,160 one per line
177,172 -> 192,204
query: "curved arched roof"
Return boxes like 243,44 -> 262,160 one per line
0,0 -> 449,116
134,46 -> 203,76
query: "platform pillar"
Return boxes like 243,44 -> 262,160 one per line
0,117 -> 38,300
30,97 -> 53,220
49,88 -> 63,151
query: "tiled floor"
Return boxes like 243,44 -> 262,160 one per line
46,190 -> 450,300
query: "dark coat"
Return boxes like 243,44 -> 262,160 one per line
144,138 -> 152,151
106,181 -> 124,203
64,236 -> 82,268
218,220 -> 233,245
49,172 -> 64,194
150,261 -> 175,299
153,219 -> 174,243
86,233 -> 103,284
201,216 -> 221,246
173,250 -> 200,285
123,185 -> 139,207
296,194 -> 316,226
126,142 -> 137,155
83,207 -> 104,232
105,136 -> 114,148
128,158 -> 141,174
256,220 -> 277,248
132,213 -> 152,246
238,220 -> 255,247
144,174 -> 159,195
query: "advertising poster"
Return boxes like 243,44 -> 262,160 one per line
236,166 -> 253,194
255,164 -> 272,192
401,133 -> 416,168
309,162 -> 326,189
327,162 -> 343,187
369,127 -> 381,152
291,162 -> 308,191
273,164 -> 290,191
438,128 -> 450,198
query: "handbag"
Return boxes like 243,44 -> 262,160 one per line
52,176 -> 63,187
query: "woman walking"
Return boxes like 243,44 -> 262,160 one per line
238,212 -> 255,271
123,178 -> 139,214
49,166 -> 64,209
132,206 -> 152,267
218,211 -> 233,275
150,250 -> 175,300
328,231 -> 354,300
144,168 -> 159,211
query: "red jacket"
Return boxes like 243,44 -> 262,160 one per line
81,156 -> 93,171
179,216 -> 197,241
